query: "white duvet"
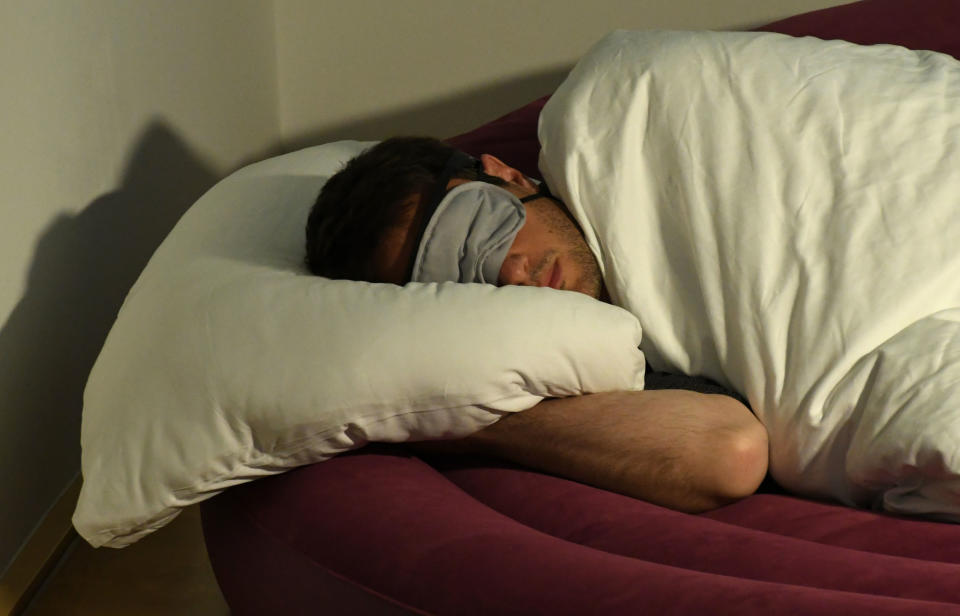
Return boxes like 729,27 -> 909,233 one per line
539,30 -> 960,518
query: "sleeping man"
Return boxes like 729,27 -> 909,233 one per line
305,136 -> 769,514
306,30 -> 960,520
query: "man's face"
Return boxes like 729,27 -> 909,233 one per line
372,154 -> 604,299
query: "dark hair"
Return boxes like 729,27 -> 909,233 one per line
304,137 -> 502,282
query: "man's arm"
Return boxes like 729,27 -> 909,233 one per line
411,390 -> 768,513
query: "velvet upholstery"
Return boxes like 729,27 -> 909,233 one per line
203,447 -> 960,615
203,450 -> 960,615
203,2 -> 960,613
758,0 -> 960,58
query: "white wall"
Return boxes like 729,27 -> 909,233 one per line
274,0 -> 855,147
1,0 -> 856,577
0,0 -> 279,575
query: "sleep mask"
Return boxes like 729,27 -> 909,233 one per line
407,150 -> 545,284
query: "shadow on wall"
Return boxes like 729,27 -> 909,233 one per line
0,66 -> 571,569
280,65 -> 572,152
0,121 -> 217,569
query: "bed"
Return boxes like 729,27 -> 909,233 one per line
195,1 -> 960,613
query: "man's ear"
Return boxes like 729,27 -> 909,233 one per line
480,154 -> 536,189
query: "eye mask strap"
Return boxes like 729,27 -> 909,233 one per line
519,180 -> 554,203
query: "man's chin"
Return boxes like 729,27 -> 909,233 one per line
571,278 -> 605,301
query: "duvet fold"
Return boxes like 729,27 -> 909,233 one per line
539,30 -> 960,517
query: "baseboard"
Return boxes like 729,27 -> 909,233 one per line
0,475 -> 81,616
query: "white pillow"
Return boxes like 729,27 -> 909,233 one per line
72,141 -> 646,548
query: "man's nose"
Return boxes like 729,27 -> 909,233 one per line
498,254 -> 530,286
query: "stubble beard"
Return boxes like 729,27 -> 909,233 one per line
537,200 -> 604,299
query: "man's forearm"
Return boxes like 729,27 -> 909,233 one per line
414,390 -> 768,512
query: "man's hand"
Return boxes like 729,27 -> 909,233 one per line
410,390 -> 768,513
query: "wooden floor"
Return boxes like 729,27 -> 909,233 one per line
23,506 -> 229,615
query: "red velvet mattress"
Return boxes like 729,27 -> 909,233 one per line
202,2 -> 960,614
204,448 -> 960,615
